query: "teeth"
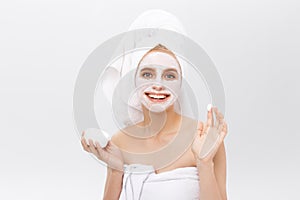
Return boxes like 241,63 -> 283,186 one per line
148,94 -> 167,99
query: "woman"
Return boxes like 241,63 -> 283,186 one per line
81,43 -> 228,200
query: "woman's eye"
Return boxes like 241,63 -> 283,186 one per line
142,72 -> 153,78
165,74 -> 176,79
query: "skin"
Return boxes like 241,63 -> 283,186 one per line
81,50 -> 228,200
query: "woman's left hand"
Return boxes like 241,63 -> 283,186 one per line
191,106 -> 228,164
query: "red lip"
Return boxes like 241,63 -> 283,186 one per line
145,92 -> 170,96
144,92 -> 171,103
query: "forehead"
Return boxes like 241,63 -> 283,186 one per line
139,51 -> 180,70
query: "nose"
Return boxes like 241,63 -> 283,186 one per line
152,84 -> 164,91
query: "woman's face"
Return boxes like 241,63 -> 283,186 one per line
134,51 -> 182,112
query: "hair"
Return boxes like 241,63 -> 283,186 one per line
136,43 -> 182,75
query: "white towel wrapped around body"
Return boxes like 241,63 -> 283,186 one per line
119,164 -> 200,200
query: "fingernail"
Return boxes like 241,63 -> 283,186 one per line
207,104 -> 212,111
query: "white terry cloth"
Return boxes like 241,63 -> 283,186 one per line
119,164 -> 200,200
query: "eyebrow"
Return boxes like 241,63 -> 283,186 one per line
140,67 -> 155,72
140,67 -> 179,73
163,68 -> 179,73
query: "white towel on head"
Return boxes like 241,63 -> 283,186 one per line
119,164 -> 200,200
100,9 -> 196,129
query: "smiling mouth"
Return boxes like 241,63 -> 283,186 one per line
144,92 -> 171,102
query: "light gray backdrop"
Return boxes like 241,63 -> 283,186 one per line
0,0 -> 299,199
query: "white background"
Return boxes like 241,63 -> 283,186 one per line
1,0 -> 299,199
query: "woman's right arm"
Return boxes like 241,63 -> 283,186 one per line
103,166 -> 124,200
81,131 -> 125,200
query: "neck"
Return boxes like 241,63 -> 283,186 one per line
141,104 -> 182,135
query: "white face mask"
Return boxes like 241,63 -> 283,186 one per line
134,51 -> 182,113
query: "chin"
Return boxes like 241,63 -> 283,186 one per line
141,100 -> 176,113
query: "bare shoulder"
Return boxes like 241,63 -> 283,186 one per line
181,115 -> 203,131
110,125 -> 137,148
110,129 -> 126,147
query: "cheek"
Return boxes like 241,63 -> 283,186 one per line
135,75 -> 146,87
135,74 -> 157,90
163,80 -> 181,94
135,77 -> 153,96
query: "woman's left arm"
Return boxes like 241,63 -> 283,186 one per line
192,106 -> 228,200
196,142 -> 227,200
213,141 -> 227,199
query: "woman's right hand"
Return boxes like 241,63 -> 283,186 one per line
81,131 -> 124,172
